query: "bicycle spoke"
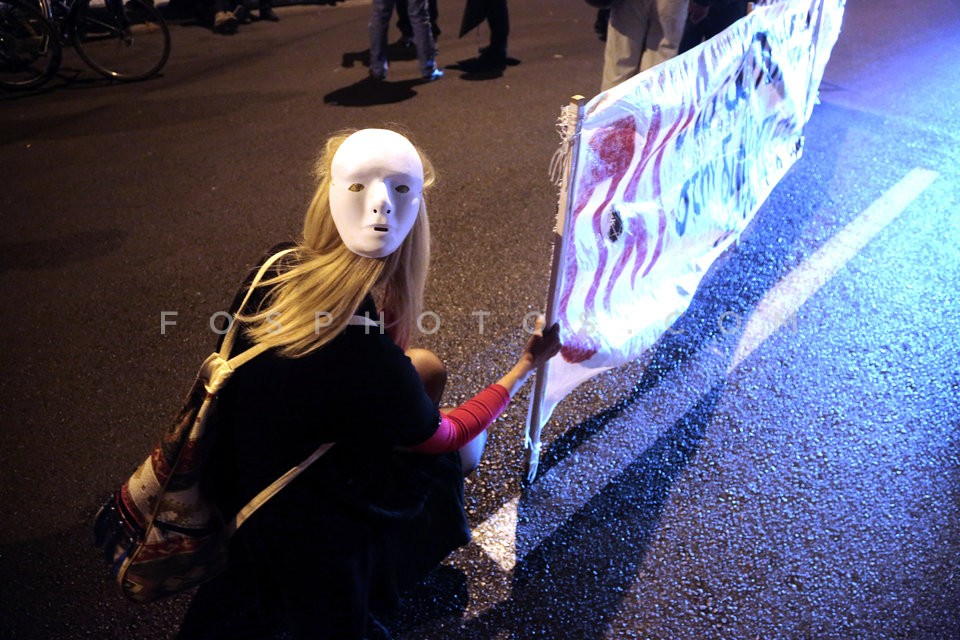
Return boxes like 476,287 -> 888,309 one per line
0,0 -> 61,90
72,0 -> 169,81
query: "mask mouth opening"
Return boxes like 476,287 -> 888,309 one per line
373,225 -> 389,232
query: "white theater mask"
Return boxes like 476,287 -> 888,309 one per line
329,129 -> 425,259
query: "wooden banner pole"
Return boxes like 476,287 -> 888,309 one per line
525,95 -> 586,484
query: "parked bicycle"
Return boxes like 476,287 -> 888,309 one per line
0,0 -> 170,90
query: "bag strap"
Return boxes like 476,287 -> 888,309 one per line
213,252 -> 385,537
219,249 -> 384,369
221,314 -> 382,536
224,441 -> 335,537
219,248 -> 296,363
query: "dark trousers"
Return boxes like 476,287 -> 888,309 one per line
679,0 -> 748,53
485,0 -> 509,54
396,0 -> 439,39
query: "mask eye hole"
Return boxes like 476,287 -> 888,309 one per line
348,183 -> 365,192
395,184 -> 409,194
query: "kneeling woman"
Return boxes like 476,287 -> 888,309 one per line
178,128 -> 560,639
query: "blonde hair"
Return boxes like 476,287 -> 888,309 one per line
240,129 -> 434,356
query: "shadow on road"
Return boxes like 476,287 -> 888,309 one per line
391,382 -> 726,639
0,502 -> 194,639
445,55 -> 522,82
323,76 -> 422,106
0,229 -> 127,272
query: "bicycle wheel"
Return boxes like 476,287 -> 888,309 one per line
72,0 -> 169,81
0,0 -> 61,90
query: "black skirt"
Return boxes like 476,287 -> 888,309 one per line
178,450 -> 470,640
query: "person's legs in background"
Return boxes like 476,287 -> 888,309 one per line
397,0 -> 439,45
405,0 -> 442,79
258,0 -> 278,22
480,0 -> 510,66
369,0 -> 396,79
640,0 -> 687,70
428,0 -> 440,40
396,0 -> 413,45
595,8 -> 610,41
601,0 -> 649,91
708,0 -> 748,38
678,4 -> 706,54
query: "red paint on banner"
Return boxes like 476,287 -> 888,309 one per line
642,210 -> 668,279
601,102 -> 695,311
560,342 -> 598,364
603,214 -> 648,311
558,116 -> 638,364
583,120 -> 638,297
623,105 -> 664,203
557,100 -> 694,360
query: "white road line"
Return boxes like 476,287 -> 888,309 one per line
470,167 -> 940,576
729,167 -> 941,372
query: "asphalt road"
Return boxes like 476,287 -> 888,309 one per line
1,0 -> 958,638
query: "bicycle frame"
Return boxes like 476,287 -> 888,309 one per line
3,0 -> 168,89
37,0 -> 87,39
47,0 -> 168,80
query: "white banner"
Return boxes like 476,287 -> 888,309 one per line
526,0 -> 845,475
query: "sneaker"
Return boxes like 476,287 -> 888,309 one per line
421,67 -> 444,82
213,10 -> 238,33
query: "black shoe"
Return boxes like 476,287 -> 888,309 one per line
476,46 -> 508,69
259,7 -> 278,20
460,51 -> 506,73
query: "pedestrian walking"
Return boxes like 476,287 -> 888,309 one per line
369,0 -> 443,80
459,0 -> 513,70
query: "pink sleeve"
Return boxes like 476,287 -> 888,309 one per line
409,384 -> 511,454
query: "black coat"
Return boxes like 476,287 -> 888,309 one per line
178,245 -> 470,639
